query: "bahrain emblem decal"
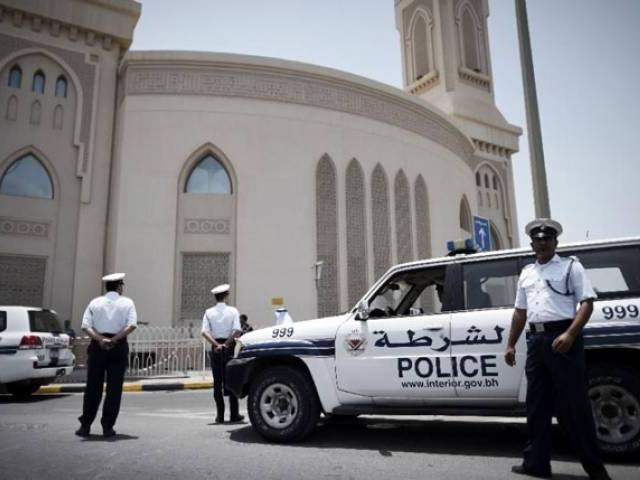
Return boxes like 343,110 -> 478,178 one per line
345,328 -> 367,356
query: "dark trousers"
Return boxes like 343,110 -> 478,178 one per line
523,332 -> 606,476
79,338 -> 128,430
211,342 -> 238,420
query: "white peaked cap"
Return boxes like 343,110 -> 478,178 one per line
211,283 -> 230,295
102,272 -> 125,282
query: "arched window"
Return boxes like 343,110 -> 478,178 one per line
55,75 -> 68,98
32,70 -> 45,94
484,174 -> 489,188
462,8 -> 481,72
475,172 -> 481,186
0,154 -> 54,199
412,14 -> 430,80
492,175 -> 498,190
184,154 -> 232,194
8,65 -> 22,88
459,196 -> 472,233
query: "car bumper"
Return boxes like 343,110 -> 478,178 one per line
225,357 -> 255,398
0,350 -> 75,384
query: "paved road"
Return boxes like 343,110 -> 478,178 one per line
0,390 -> 638,480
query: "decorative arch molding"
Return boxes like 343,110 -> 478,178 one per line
345,158 -> 368,306
123,53 -> 476,164
0,39 -> 99,203
315,154 -> 340,317
0,145 -> 61,202
177,142 -> 238,195
371,163 -> 391,280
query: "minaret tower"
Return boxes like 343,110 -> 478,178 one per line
395,0 -> 522,247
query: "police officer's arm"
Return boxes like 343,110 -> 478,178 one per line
81,302 -> 112,350
552,299 -> 593,353
224,311 -> 242,347
505,308 -> 526,366
506,272 -> 529,366
201,313 -> 223,350
552,260 -> 597,353
112,303 -> 138,344
83,326 -> 113,349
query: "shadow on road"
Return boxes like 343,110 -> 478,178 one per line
81,433 -> 139,442
0,393 -> 72,404
229,416 -> 639,467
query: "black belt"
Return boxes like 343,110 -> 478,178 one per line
214,338 -> 230,343
529,319 -> 573,334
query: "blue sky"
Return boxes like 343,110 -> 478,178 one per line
131,0 -> 640,245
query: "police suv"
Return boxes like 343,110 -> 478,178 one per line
227,238 -> 640,457
0,307 -> 75,398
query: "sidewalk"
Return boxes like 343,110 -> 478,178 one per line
39,370 -> 213,394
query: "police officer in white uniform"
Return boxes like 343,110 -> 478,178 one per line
505,220 -> 610,480
76,273 -> 137,438
202,284 -> 243,423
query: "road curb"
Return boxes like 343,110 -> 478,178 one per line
38,381 -> 213,394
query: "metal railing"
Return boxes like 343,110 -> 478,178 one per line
127,326 -> 209,377
67,326 -> 211,379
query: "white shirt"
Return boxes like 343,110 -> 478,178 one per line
515,254 -> 597,323
81,291 -> 138,334
201,302 -> 241,338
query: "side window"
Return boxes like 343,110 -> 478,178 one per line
569,247 -> 640,299
462,259 -> 519,310
368,266 -> 447,318
28,310 -> 62,333
0,311 -> 6,332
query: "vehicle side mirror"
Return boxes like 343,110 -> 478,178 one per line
355,301 -> 369,321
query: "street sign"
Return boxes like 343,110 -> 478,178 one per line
473,216 -> 492,252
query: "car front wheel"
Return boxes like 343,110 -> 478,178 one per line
248,365 -> 319,442
6,382 -> 42,399
589,366 -> 640,458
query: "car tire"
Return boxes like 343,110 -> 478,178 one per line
588,366 -> 640,458
248,365 -> 319,442
6,382 -> 42,399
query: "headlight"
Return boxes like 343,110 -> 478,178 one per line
233,339 -> 244,358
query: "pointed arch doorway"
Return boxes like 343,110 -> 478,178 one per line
174,144 -> 237,326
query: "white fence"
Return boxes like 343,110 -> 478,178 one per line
127,326 -> 210,377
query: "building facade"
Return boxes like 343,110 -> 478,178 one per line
0,0 -> 521,330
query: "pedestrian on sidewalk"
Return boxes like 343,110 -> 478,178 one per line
201,284 -> 243,423
76,273 -> 137,438
505,219 -> 610,480
240,314 -> 253,334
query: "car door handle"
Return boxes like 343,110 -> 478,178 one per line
423,323 -> 444,330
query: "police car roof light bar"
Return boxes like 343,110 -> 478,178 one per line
447,238 -> 478,256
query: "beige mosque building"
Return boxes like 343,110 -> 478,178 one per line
0,0 -> 521,330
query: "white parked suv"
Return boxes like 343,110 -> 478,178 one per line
227,237 -> 640,457
0,306 -> 75,398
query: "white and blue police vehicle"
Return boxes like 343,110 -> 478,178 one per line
227,237 -> 640,457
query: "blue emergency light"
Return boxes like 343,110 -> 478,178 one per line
446,238 -> 478,256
